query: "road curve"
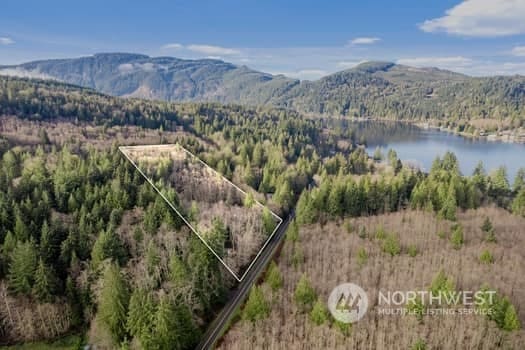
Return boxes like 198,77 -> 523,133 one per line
195,212 -> 294,350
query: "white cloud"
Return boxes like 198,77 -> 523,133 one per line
397,56 -> 525,76
0,67 -> 55,80
270,69 -> 328,80
160,43 -> 240,56
397,56 -> 473,69
420,0 -> 525,37
118,62 -> 164,73
0,37 -> 14,45
118,63 -> 134,72
161,43 -> 183,50
336,60 -> 367,68
511,45 -> 525,56
186,44 -> 240,56
350,37 -> 380,45
139,62 -> 155,71
464,61 -> 525,76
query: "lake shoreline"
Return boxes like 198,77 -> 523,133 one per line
347,118 -> 525,180
347,117 -> 525,144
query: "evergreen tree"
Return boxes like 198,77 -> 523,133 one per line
98,263 -> 130,343
187,236 -> 225,313
295,191 -> 316,225
310,298 -> 328,325
440,183 -> 457,221
430,270 -> 455,300
252,143 -> 264,167
91,228 -> 127,268
481,217 -> 496,242
479,250 -> 494,264
173,301 -> 200,349
242,286 -> 270,322
243,192 -> 255,208
411,339 -> 427,350
333,319 -> 351,336
373,147 -> 383,161
286,219 -> 299,242
266,261 -> 283,291
442,152 -> 459,173
143,201 -> 161,235
393,159 -> 403,175
274,179 -> 294,210
2,150 -> 20,179
65,276 -> 83,327
8,240 -> 37,294
512,188 -> 525,217
450,225 -> 464,250
2,231 -> 16,256
208,217 -> 229,257
327,182 -> 344,217
169,253 -> 188,288
503,304 -> 521,331
39,220 -> 56,263
472,161 -> 487,193
513,168 -> 525,193
127,288 -> 156,349
481,216 -> 493,233
243,161 -> 257,188
33,258 -> 55,302
382,234 -> 401,256
357,247 -> 368,266
13,214 -> 29,241
262,208 -> 276,235
153,294 -> 179,349
294,273 -> 316,312
145,240 -> 160,276
387,149 -> 398,167
489,166 -> 510,200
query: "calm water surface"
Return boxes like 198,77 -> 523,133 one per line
352,121 -> 525,181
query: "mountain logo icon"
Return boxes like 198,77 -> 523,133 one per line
328,283 -> 368,323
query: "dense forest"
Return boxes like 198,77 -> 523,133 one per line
3,55 -> 525,134
0,76 -> 340,348
0,75 -> 524,349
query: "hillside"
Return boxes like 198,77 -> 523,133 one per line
0,53 -> 298,105
2,55 -> 525,129
219,207 -> 525,349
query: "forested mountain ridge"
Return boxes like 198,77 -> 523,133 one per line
2,54 -> 524,129
0,53 -> 299,105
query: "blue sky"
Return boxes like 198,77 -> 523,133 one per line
1,0 -> 525,79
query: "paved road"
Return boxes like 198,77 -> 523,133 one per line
195,211 -> 294,350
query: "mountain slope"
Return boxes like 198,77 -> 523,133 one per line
0,53 -> 298,105
274,61 -> 525,123
2,54 -> 524,125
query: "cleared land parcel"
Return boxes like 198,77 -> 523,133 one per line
120,144 -> 282,281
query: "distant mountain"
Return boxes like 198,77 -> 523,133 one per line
276,61 -> 525,121
2,53 -> 524,123
0,53 -> 298,105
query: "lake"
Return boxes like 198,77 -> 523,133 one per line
352,121 -> 525,182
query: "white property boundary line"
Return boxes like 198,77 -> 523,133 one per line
119,144 -> 283,282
